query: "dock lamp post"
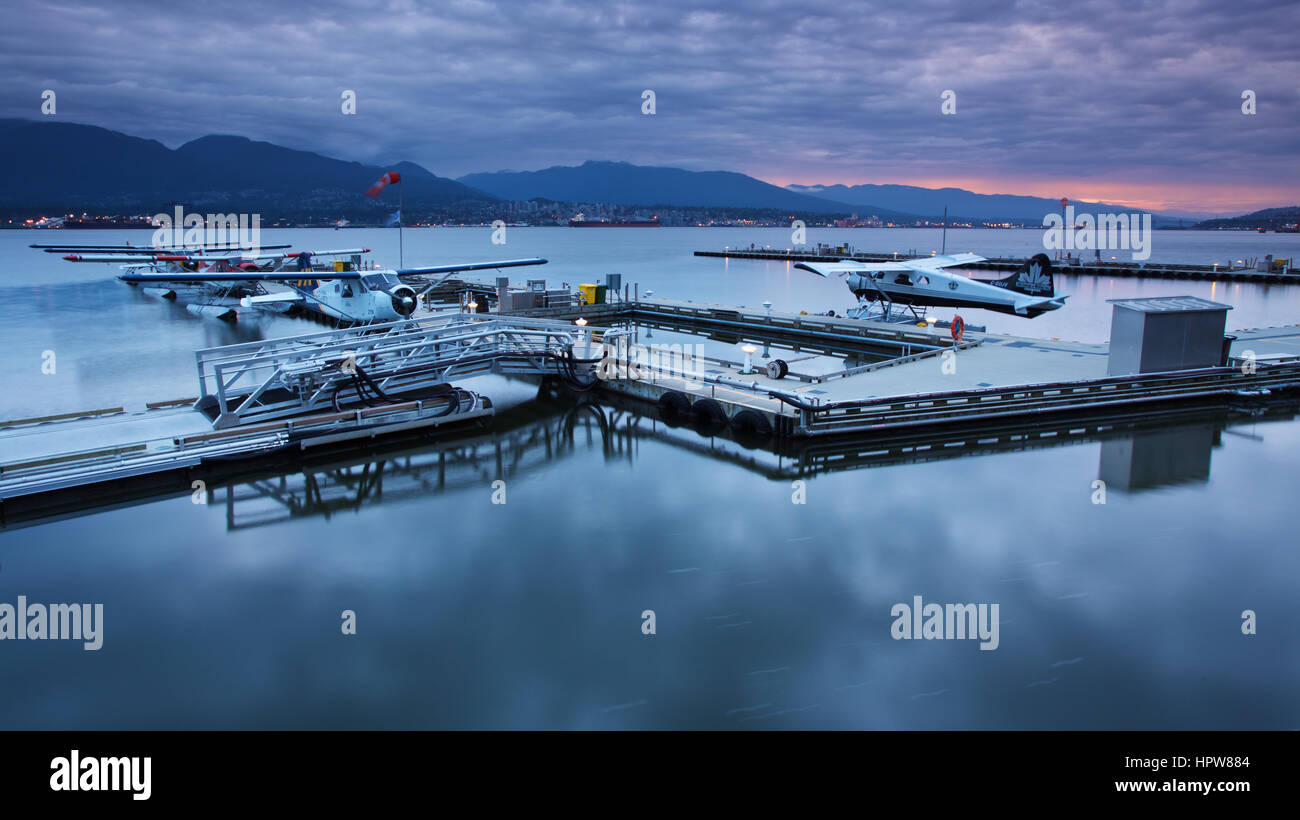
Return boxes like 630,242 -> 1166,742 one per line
926,315 -> 938,331
575,317 -> 591,357
739,344 -> 758,375
643,292 -> 654,339
468,300 -> 478,315
760,302 -> 773,358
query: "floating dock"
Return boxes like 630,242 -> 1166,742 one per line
0,312 -> 608,520
489,297 -> 1300,439
4,297 -> 1300,524
695,248 -> 1298,283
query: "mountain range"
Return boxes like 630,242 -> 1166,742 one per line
0,119 -> 1258,224
0,119 -> 487,216
459,161 -> 914,221
784,183 -> 1189,222
1195,206 -> 1300,231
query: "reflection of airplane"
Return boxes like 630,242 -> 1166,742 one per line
45,243 -> 547,324
796,252 -> 1068,319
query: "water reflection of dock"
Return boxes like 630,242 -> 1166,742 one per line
7,379 -> 1295,531
1097,424 -> 1217,492
166,396 -> 1300,530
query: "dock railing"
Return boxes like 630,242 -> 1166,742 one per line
195,313 -> 600,428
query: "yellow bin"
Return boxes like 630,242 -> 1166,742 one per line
578,283 -> 598,305
333,260 -> 349,272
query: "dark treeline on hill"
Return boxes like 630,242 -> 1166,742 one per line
459,160 -> 918,221
1195,206 -> 1300,230
499,198 -> 871,227
0,119 -> 491,221
787,182 -> 1169,223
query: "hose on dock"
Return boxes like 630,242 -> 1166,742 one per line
330,362 -> 408,412
555,348 -> 604,392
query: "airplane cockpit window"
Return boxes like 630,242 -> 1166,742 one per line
342,284 -> 354,297
361,273 -> 400,290
894,273 -> 912,285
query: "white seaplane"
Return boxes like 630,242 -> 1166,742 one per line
39,243 -> 546,323
796,252 -> 1067,320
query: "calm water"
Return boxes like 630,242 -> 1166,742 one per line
1,228 -> 1298,729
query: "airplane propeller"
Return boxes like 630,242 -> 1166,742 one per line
390,286 -> 419,316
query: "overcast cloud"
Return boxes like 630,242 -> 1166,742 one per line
3,0 -> 1297,212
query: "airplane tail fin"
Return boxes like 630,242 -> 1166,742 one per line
997,253 -> 1054,296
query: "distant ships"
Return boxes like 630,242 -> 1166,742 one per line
569,213 -> 659,227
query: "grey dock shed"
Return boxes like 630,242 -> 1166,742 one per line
1106,296 -> 1233,376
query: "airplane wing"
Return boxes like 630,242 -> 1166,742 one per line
395,258 -> 548,278
36,243 -> 293,253
240,292 -> 304,307
796,254 -> 985,278
794,261 -> 910,277
62,254 -> 178,263
901,253 -> 987,270
282,248 -> 370,259
118,270 -> 363,283
59,247 -> 367,262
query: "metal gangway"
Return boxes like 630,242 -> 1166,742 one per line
195,313 -> 619,429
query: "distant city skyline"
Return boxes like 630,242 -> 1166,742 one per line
3,0 -> 1296,216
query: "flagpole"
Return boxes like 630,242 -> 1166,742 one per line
941,206 -> 947,256
398,181 -> 404,269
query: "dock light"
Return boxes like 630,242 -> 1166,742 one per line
574,317 -> 591,357
468,300 -> 478,314
926,315 -> 938,328
739,344 -> 758,375
762,300 -> 772,317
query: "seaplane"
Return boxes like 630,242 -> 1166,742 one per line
795,252 -> 1067,320
38,243 -> 547,324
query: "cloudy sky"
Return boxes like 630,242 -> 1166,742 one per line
4,0 -> 1297,214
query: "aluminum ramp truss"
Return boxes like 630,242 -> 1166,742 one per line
195,313 -> 618,429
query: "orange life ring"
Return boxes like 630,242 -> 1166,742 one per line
951,315 -> 965,342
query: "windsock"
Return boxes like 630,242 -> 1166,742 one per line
365,171 -> 401,198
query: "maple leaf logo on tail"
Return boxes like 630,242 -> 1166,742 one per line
1004,253 -> 1054,295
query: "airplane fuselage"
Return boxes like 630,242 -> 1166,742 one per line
837,257 -> 1065,318
847,274 -> 1061,317
292,273 -> 418,322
